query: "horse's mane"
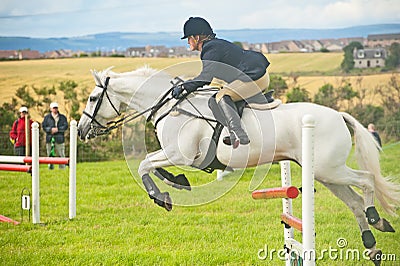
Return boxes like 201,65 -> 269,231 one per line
91,65 -> 158,86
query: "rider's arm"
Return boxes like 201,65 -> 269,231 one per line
182,40 -> 223,93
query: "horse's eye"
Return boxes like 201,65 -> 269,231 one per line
90,96 -> 98,102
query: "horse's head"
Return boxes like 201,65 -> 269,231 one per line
78,67 -> 123,140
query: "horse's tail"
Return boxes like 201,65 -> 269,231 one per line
341,112 -> 400,215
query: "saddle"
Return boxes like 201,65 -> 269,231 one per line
197,90 -> 281,173
208,90 -> 281,127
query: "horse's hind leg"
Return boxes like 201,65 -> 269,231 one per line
340,168 -> 395,233
321,182 -> 383,265
320,182 -> 374,246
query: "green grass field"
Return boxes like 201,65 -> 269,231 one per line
1,54 -> 400,265
1,144 -> 399,265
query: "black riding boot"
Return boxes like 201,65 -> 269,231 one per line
217,95 -> 250,148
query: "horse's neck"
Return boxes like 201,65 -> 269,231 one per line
110,72 -> 169,113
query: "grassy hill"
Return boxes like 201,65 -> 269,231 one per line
0,54 -> 398,120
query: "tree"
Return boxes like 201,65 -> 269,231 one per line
341,41 -> 363,73
313,83 -> 338,110
268,74 -> 288,98
337,81 -> 359,111
0,98 -> 18,130
58,80 -> 83,121
385,42 -> 400,70
15,84 -> 57,117
15,85 -> 36,108
13,81 -> 88,122
350,104 -> 384,127
286,87 -> 310,103
32,85 -> 57,116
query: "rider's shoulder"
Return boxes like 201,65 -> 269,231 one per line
204,38 -> 231,49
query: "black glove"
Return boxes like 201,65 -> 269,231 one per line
172,85 -> 184,99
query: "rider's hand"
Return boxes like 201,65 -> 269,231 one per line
172,85 -> 184,99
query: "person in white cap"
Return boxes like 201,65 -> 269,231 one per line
9,106 -> 34,156
42,102 -> 68,169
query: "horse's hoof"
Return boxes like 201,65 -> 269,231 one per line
368,249 -> 382,266
163,192 -> 173,211
223,135 -> 240,149
153,192 -> 173,211
373,218 -> 395,232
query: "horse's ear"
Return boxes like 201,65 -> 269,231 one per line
103,66 -> 115,75
91,69 -> 102,86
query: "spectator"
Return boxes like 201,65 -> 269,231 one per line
368,123 -> 382,148
42,102 -> 68,169
9,106 -> 33,156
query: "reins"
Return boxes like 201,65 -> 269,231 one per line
84,75 -> 219,137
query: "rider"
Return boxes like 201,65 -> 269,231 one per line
172,17 -> 271,148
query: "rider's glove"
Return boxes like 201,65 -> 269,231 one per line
172,85 -> 184,99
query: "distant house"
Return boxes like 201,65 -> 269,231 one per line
43,49 -> 75,59
301,40 -> 323,52
0,49 -> 41,60
0,50 -> 18,59
126,47 -> 147,57
126,45 -> 197,58
367,33 -> 400,48
353,48 -> 386,68
319,39 -> 344,52
267,40 -> 305,53
246,43 -> 269,53
168,46 -> 198,57
18,50 -> 41,59
338,37 -> 366,47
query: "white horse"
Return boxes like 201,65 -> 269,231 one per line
78,66 -> 399,264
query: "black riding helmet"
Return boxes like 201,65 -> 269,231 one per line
181,17 -> 215,39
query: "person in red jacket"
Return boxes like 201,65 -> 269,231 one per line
9,106 -> 34,156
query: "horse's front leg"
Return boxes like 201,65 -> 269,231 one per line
138,149 -> 191,211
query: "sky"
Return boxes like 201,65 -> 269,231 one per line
0,0 -> 399,38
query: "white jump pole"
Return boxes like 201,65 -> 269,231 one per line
3,121 -> 77,224
69,120 -> 77,219
31,122 -> 40,224
280,160 -> 294,266
302,115 -> 316,266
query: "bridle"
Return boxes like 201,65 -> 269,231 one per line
82,76 -> 188,138
82,77 -> 123,137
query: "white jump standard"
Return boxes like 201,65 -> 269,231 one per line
252,115 -> 316,265
0,120 -> 77,224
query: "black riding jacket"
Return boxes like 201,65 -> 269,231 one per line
183,38 -> 270,92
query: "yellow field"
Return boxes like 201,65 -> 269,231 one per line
0,54 -> 398,116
